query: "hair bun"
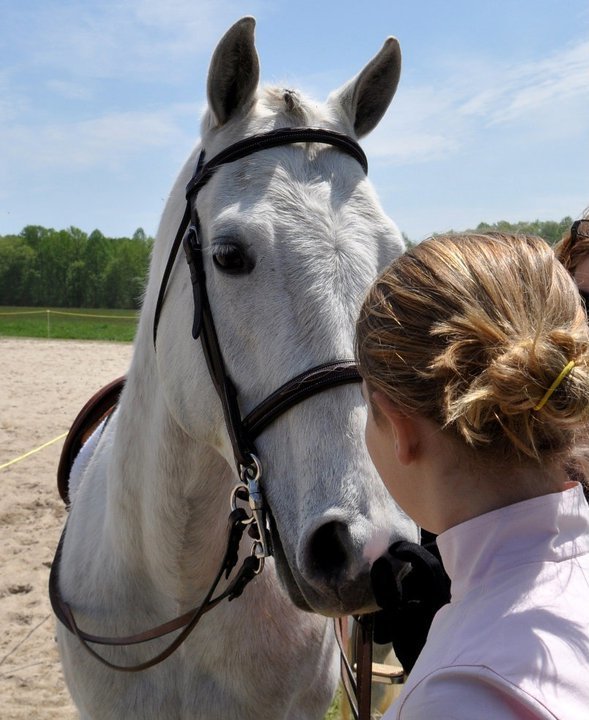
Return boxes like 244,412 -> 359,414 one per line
443,330 -> 589,456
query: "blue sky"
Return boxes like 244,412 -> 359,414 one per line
1,0 -> 588,242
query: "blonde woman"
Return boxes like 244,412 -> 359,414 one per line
356,233 -> 589,719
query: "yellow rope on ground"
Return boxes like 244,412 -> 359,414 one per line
47,310 -> 136,320
0,432 -> 68,471
0,310 -> 47,316
0,309 -> 136,319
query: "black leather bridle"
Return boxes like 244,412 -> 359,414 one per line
153,126 -> 367,557
51,126 -> 371,676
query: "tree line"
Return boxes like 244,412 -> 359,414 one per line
403,217 -> 573,249
0,226 -> 153,309
0,218 -> 573,309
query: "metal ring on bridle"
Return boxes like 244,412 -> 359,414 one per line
251,541 -> 266,574
239,453 -> 263,483
230,483 -> 256,525
230,482 -> 249,508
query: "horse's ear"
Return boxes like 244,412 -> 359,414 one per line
207,16 -> 260,127
329,37 -> 401,138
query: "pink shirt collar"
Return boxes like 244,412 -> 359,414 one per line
436,484 -> 589,603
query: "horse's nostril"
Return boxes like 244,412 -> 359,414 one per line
308,520 -> 349,579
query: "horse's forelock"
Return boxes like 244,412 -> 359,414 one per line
260,87 -> 311,124
201,86 -> 338,140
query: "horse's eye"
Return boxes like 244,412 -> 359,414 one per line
212,244 -> 254,274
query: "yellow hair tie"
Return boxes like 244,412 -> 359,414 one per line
534,360 -> 576,411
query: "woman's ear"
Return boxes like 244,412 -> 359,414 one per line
371,391 -> 418,466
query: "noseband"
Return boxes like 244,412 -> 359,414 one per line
50,127 -> 368,681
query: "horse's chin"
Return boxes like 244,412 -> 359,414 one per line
269,515 -> 378,617
271,530 -> 313,612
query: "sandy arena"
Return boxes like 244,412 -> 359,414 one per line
0,338 -> 133,719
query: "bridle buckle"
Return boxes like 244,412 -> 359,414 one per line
240,454 -> 273,559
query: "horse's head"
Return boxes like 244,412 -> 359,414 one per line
150,17 -> 417,615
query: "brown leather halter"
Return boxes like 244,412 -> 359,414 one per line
50,127 -> 378,711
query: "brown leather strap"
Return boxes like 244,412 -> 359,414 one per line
49,508 -> 261,671
335,615 -> 375,720
355,614 -> 374,720
335,616 -> 359,720
243,361 -> 360,438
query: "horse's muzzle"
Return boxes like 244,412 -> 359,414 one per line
270,514 -> 379,616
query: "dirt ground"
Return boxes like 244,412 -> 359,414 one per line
0,338 -> 133,719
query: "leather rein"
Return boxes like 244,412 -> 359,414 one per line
50,127 -> 374,704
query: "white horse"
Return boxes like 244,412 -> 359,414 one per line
53,16 -> 417,720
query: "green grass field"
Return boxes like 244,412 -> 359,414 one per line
0,306 -> 138,342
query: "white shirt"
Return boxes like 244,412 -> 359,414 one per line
384,484 -> 589,719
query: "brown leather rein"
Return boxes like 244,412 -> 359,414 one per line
50,127 -> 379,714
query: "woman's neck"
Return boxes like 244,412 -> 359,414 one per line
416,425 -> 570,534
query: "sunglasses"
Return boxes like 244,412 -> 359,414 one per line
571,219 -> 589,245
569,220 -> 589,309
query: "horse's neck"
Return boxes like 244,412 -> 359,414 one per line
97,141 -> 240,602
105,353 -> 235,604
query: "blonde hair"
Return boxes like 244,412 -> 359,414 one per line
356,233 -> 589,463
554,208 -> 589,273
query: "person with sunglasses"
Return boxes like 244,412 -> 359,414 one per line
356,232 -> 589,719
554,210 -> 589,307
